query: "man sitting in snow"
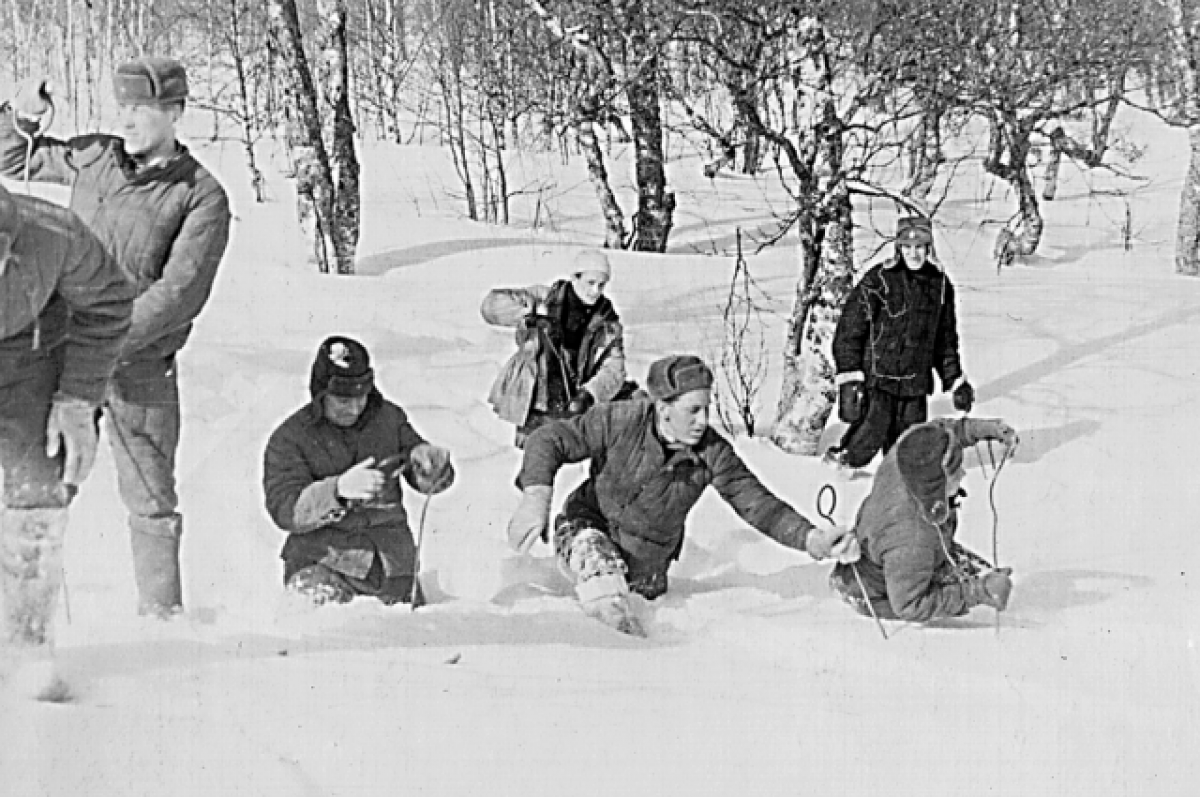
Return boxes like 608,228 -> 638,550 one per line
263,337 -> 455,606
506,354 -> 859,636
1,182 -> 134,650
829,417 -> 1018,622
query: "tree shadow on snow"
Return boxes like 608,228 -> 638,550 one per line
963,418 -> 1101,467
1013,569 -> 1153,613
355,239 -> 581,276
665,562 -> 831,604
978,303 -> 1200,406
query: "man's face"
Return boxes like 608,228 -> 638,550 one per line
324,393 -> 368,427
117,102 -> 180,159
657,388 -> 711,446
571,270 -> 609,306
899,243 -> 929,270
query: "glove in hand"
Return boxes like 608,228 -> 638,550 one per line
837,381 -> 865,424
971,567 -> 1013,611
507,485 -> 552,553
410,444 -> 454,495
45,397 -> 98,486
806,525 -> 861,563
337,456 -> 385,502
952,380 -> 975,412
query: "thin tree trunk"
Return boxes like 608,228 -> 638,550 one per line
317,0 -> 361,274
771,17 -> 854,454
229,0 -> 266,201
623,10 -> 674,253
267,0 -> 343,273
1176,127 -> 1200,276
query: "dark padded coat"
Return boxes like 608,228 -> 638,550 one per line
832,258 -> 963,398
518,399 -> 813,574
0,106 -> 230,367
0,187 -> 134,403
263,392 -> 429,582
840,417 -> 1007,622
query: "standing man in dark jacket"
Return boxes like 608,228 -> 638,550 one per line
1,183 -> 134,651
506,354 -> 858,636
828,217 -> 974,470
264,337 -> 456,606
481,250 -> 628,447
1,57 -> 232,616
830,417 -> 1018,622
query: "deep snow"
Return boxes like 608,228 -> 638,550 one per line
1,105 -> 1198,796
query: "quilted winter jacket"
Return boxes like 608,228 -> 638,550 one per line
481,280 -> 625,425
0,105 -> 230,367
832,257 -> 963,397
518,399 -> 813,573
263,392 -> 428,581
0,186 -> 134,403
845,417 -> 1006,621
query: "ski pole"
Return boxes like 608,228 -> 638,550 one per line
817,484 -> 887,640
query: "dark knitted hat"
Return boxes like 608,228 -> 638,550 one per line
310,336 -> 374,399
646,355 -> 714,401
895,424 -> 962,523
115,57 -> 189,106
896,216 -> 933,246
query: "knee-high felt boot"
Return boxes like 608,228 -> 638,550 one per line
130,528 -> 182,617
0,507 -> 68,647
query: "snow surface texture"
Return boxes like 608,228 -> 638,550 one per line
1,108 -> 1197,796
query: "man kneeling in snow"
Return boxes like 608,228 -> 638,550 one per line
506,354 -> 858,636
263,337 -> 454,606
830,417 -> 1018,622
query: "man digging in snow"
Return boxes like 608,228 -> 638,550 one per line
830,417 -> 1019,623
263,337 -> 455,607
1,57 -> 231,618
1,183 -> 134,683
506,354 -> 859,636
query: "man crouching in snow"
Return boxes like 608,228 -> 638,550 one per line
506,354 -> 859,636
1,183 -> 134,653
830,417 -> 1018,623
263,337 -> 455,606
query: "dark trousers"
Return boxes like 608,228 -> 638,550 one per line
838,388 -> 927,469
0,343 -> 72,509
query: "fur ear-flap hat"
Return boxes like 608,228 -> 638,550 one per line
310,336 -> 374,400
895,424 -> 963,524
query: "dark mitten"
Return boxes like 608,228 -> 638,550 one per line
523,314 -> 553,332
968,567 -> 1013,611
567,391 -> 595,416
953,381 -> 975,412
837,381 -> 865,424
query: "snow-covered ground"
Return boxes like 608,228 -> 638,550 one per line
2,107 -> 1198,796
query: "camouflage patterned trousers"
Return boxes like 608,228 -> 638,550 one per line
553,517 -> 669,600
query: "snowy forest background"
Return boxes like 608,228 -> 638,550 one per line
1,2 -> 1199,795
10,0 -> 1200,451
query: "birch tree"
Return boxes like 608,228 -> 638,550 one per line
267,0 -> 361,273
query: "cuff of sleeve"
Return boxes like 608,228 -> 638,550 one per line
311,477 -> 348,523
835,371 -> 865,386
946,375 -> 965,392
